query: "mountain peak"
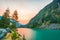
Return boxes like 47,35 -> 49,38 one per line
27,0 -> 60,28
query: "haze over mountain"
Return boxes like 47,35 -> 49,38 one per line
26,0 -> 60,29
0,0 -> 53,24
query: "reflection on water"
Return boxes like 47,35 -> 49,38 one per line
17,28 -> 35,40
17,28 -> 60,40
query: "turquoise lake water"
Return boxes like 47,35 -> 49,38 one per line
17,28 -> 60,40
27,29 -> 60,40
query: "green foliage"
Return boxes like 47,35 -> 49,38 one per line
10,21 -> 16,31
0,9 -> 10,28
0,8 -> 26,40
26,0 -> 60,28
11,30 -> 19,40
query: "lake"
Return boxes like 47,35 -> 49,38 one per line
17,28 -> 60,40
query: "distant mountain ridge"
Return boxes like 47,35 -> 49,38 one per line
27,0 -> 60,28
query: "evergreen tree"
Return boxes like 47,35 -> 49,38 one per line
12,10 -> 18,21
10,10 -> 18,29
0,8 -> 10,28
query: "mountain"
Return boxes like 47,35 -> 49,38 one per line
26,0 -> 60,28
0,16 -> 21,27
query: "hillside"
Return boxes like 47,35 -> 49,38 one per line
27,0 -> 60,29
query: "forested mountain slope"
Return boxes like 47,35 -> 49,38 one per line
27,0 -> 60,29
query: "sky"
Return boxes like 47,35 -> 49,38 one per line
0,0 -> 53,24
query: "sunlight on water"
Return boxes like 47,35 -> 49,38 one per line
17,28 -> 35,40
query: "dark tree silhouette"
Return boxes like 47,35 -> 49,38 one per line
0,8 -> 10,28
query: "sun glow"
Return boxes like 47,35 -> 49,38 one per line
0,0 -> 53,24
17,28 -> 35,40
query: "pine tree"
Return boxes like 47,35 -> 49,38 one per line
0,8 -> 10,28
3,8 -> 10,18
10,10 -> 18,29
12,10 -> 18,21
